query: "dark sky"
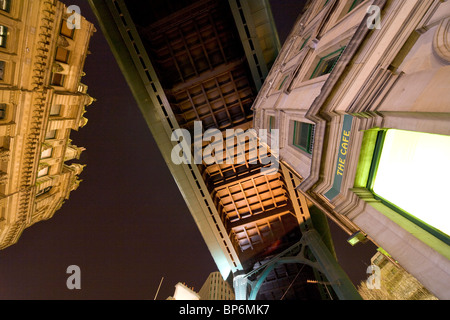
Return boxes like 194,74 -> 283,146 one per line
0,0 -> 376,300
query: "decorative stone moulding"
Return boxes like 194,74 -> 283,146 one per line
57,36 -> 70,48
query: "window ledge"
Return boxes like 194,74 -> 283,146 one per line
293,74 -> 329,90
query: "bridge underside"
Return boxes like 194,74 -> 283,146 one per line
90,0 -> 359,300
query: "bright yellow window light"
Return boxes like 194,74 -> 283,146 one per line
372,129 -> 450,237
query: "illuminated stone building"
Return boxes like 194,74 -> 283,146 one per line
252,0 -> 450,299
168,271 -> 235,300
91,0 -> 361,300
0,0 -> 95,249
167,282 -> 201,300
357,251 -> 438,300
198,271 -> 235,300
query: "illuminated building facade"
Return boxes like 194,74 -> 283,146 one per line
357,251 -> 438,300
198,271 -> 235,300
167,282 -> 201,300
0,0 -> 95,249
90,0 -> 361,300
252,0 -> 450,299
168,272 -> 235,300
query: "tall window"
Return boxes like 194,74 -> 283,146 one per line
310,47 -> 346,79
367,129 -> 450,241
277,75 -> 289,90
0,25 -> 8,48
292,121 -> 315,154
0,0 -> 10,12
268,116 -> 275,133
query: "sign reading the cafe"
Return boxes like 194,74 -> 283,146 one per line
325,115 -> 353,201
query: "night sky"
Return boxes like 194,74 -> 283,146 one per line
0,0 -> 376,300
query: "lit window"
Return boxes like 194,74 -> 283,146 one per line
60,19 -> 75,38
45,130 -> 57,140
368,129 -> 450,239
37,167 -> 49,178
41,148 -> 52,159
0,103 -> 6,120
310,47 -> 346,79
293,121 -> 315,154
55,47 -> 70,63
49,104 -> 61,116
0,25 -> 8,48
0,0 -> 10,12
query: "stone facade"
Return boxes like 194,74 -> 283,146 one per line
0,0 -> 95,249
253,0 -> 450,299
358,252 -> 438,300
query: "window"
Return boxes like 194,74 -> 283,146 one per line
310,47 -> 346,79
55,47 -> 70,63
300,36 -> 311,51
51,73 -> 65,86
367,129 -> 450,241
60,20 -> 75,38
292,121 -> 315,154
41,148 -> 52,159
0,103 -> 5,120
0,25 -> 7,48
45,130 -> 57,140
277,75 -> 289,90
49,104 -> 61,116
0,0 -> 10,12
349,0 -> 365,12
36,186 -> 52,197
37,166 -> 49,178
268,116 -> 275,132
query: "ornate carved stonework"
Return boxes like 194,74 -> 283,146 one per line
52,62 -> 64,73
57,35 -> 70,48
0,148 -> 10,162
0,0 -> 94,250
0,172 -> 7,185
